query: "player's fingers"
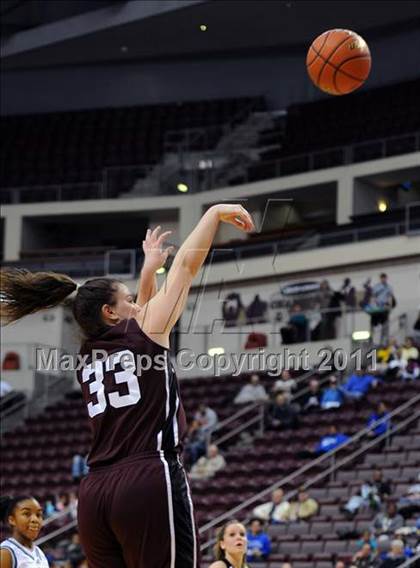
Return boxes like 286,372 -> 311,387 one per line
157,230 -> 172,245
151,225 -> 161,239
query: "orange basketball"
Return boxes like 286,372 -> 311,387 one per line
306,29 -> 371,96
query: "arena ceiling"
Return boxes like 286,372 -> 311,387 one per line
1,0 -> 420,70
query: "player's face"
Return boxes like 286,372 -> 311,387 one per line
220,522 -> 247,555
112,284 -> 141,320
9,498 -> 43,541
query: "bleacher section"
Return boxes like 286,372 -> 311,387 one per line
1,372 -> 419,563
248,79 -> 420,181
1,96 -> 264,199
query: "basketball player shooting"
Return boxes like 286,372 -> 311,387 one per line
0,203 -> 255,568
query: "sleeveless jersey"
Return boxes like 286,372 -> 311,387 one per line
76,318 -> 187,468
0,538 -> 49,567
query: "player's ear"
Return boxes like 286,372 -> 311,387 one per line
101,303 -> 119,323
8,514 -> 16,528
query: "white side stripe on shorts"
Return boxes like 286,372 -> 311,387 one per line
178,456 -> 197,568
160,452 -> 176,568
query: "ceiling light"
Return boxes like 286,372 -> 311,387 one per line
208,347 -> 225,356
352,331 -> 370,341
378,200 -> 388,213
177,182 -> 189,193
120,45 -> 128,53
199,24 -> 207,32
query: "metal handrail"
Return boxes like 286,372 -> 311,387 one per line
210,365 -> 319,438
200,406 -> 419,553
399,554 -> 420,568
36,519 -> 77,546
198,392 -> 420,541
210,366 -> 332,449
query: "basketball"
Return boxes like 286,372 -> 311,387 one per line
306,29 -> 371,95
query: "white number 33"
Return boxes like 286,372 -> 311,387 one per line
81,350 -> 140,418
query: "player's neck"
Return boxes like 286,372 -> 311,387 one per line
225,551 -> 244,568
11,533 -> 34,550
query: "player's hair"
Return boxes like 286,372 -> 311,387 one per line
0,268 -> 121,339
0,495 -> 33,523
213,520 -> 248,567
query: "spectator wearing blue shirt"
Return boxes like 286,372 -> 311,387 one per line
367,402 -> 391,437
246,518 -> 272,562
316,425 -> 350,454
320,376 -> 344,410
341,368 -> 376,400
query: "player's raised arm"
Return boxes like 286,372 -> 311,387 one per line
136,203 -> 254,347
136,226 -> 174,307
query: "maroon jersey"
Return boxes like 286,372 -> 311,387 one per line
76,318 -> 187,468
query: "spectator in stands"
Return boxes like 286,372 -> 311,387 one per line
335,562 -> 346,568
271,369 -> 297,399
234,374 -> 268,405
378,539 -> 407,568
222,292 -> 246,327
252,488 -> 291,524
342,469 -> 391,518
369,273 -> 396,345
194,402 -> 219,434
210,520 -> 247,568
356,530 -> 377,553
189,443 -> 226,480
315,425 -> 349,454
246,518 -> 272,562
288,488 -> 319,522
298,378 -> 321,412
183,419 -> 207,467
56,492 -> 70,512
66,533 -> 85,568
320,375 -> 344,410
44,497 -> 57,518
266,393 -> 298,431
376,338 -> 399,374
282,564 -> 293,568
342,277 -> 356,308
397,473 -> 420,517
367,402 -> 391,437
71,453 -> 88,483
371,502 -> 404,539
341,367 -> 376,400
68,492 -> 78,521
351,543 -> 375,568
280,303 -> 309,344
246,294 -> 268,324
388,337 -> 420,380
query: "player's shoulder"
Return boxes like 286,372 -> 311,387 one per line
208,562 -> 229,568
0,544 -> 16,568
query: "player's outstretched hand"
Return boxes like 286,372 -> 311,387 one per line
142,226 -> 175,271
216,204 -> 255,232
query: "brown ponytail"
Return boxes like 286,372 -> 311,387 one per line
0,268 -> 77,325
1,269 -> 122,341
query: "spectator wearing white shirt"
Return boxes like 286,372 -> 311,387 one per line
194,403 -> 218,434
189,444 -> 226,480
234,374 -> 268,405
272,370 -> 297,400
252,488 -> 291,524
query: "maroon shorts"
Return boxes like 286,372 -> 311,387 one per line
77,452 -> 200,568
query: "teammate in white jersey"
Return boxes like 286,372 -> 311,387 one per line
0,495 -> 49,567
